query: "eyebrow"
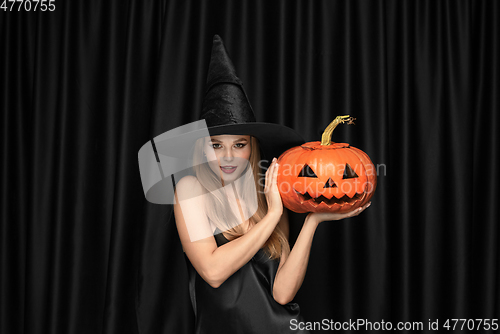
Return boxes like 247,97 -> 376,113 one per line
209,137 -> 249,143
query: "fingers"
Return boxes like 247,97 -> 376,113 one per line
312,201 -> 371,223
264,158 -> 283,216
266,158 -> 277,181
345,209 -> 360,218
270,157 -> 277,176
361,201 -> 371,211
272,159 -> 279,185
351,202 -> 371,216
264,158 -> 278,192
265,158 -> 275,178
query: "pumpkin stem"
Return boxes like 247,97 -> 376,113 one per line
320,115 -> 356,146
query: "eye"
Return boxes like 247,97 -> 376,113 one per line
298,164 -> 318,178
212,143 -> 222,149
234,143 -> 247,148
342,163 -> 359,179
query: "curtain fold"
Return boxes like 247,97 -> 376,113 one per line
1,1 -> 498,333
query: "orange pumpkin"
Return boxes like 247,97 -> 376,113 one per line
277,116 -> 377,213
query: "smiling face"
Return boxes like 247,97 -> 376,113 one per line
277,142 -> 377,213
204,134 -> 252,183
293,161 -> 364,205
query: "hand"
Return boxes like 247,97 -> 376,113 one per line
307,202 -> 371,224
264,157 -> 283,217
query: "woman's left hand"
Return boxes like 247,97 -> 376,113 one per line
307,201 -> 371,224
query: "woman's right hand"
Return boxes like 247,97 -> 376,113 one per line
264,157 -> 283,218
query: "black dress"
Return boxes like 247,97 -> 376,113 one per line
184,228 -> 311,334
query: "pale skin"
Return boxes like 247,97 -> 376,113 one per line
174,134 -> 371,305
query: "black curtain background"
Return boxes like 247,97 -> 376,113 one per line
1,1 -> 499,333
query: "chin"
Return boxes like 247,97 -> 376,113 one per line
220,172 -> 241,183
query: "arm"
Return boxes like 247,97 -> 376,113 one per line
175,158 -> 283,288
272,202 -> 371,305
272,211 -> 318,305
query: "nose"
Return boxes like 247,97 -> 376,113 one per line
222,147 -> 234,161
323,178 -> 337,188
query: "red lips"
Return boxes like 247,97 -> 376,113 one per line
220,166 -> 237,174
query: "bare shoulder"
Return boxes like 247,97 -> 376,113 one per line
175,175 -> 205,201
174,176 -> 208,235
174,175 -> 217,266
176,175 -> 202,191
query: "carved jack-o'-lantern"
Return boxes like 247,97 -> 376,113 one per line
277,116 -> 376,213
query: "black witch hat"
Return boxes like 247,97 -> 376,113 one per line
200,35 -> 304,159
150,35 -> 304,160
199,35 -> 304,158
138,35 -> 304,204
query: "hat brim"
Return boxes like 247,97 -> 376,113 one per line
152,122 -> 305,161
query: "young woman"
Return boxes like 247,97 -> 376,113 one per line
140,34 -> 371,333
173,133 -> 370,334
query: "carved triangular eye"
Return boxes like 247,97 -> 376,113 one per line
342,163 -> 359,179
298,164 -> 318,178
324,177 -> 337,188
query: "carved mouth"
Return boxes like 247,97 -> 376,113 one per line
294,189 -> 363,206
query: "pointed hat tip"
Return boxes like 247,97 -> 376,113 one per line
205,34 -> 241,91
201,34 -> 255,123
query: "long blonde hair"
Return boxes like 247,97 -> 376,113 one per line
192,136 -> 290,260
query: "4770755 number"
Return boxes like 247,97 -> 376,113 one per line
1,0 -> 55,11
442,319 -> 499,331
